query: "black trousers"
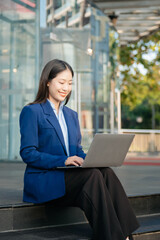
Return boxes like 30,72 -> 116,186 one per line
52,168 -> 139,240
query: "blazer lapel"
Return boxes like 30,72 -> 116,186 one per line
41,101 -> 67,155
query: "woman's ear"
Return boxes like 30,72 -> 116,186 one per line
47,82 -> 49,87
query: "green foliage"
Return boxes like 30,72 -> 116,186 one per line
119,31 -> 160,129
121,102 -> 152,129
122,102 -> 160,129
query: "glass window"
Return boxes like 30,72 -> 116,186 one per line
0,0 -> 38,160
42,5 -> 115,150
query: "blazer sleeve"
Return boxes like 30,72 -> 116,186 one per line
19,106 -> 67,169
75,112 -> 86,159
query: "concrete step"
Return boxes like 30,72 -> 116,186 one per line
129,194 -> 160,216
0,204 -> 87,233
134,213 -> 160,239
136,213 -> 160,234
0,215 -> 160,240
0,194 -> 160,238
0,223 -> 93,240
134,232 -> 160,240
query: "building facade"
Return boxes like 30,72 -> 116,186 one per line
0,0 -> 119,161
45,0 -> 119,150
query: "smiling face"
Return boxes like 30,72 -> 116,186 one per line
47,68 -> 72,109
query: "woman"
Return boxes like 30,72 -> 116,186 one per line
19,59 -> 139,240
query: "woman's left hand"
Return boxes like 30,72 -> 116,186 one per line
65,156 -> 84,166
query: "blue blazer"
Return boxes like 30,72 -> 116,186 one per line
19,100 -> 86,204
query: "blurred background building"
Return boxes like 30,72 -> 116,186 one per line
0,0 -> 160,161
0,0 -> 119,161
0,1 -> 40,160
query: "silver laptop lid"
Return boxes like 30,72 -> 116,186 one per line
82,134 -> 134,168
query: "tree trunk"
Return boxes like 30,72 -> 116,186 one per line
151,104 -> 155,129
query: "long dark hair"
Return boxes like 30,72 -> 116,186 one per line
30,59 -> 74,105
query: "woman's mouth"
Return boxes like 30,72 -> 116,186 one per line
59,92 -> 67,97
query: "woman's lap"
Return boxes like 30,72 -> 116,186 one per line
49,167 -> 139,239
51,168 -> 108,206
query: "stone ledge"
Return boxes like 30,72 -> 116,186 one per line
0,193 -> 159,233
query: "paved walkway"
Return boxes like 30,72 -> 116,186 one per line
0,155 -> 160,206
125,152 -> 160,166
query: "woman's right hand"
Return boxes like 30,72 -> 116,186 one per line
65,156 -> 84,166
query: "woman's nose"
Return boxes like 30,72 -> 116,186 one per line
62,84 -> 69,91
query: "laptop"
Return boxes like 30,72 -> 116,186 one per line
56,133 -> 135,169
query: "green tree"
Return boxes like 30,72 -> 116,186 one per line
119,31 -> 160,129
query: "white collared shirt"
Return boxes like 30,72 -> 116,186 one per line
47,99 -> 70,156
